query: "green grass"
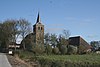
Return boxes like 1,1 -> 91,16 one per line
17,51 -> 100,67
36,54 -> 100,63
16,50 -> 34,59
33,54 -> 100,67
18,51 -> 100,64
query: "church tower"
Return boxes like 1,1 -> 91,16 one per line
33,13 -> 44,46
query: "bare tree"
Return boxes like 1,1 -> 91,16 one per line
18,19 -> 31,50
44,33 -> 51,45
63,29 -> 71,39
50,34 -> 57,48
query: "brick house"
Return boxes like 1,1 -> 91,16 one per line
69,36 -> 92,54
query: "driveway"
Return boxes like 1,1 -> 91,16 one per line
0,53 -> 12,67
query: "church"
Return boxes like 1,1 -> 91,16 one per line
21,13 -> 44,50
21,12 -> 92,53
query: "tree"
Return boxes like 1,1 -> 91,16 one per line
62,29 -> 71,39
0,19 -> 31,51
57,34 -> 69,50
0,20 -> 21,51
50,34 -> 57,48
90,41 -> 100,51
0,23 -> 4,51
45,44 -> 52,55
0,23 -> 3,42
18,19 -> 31,50
18,19 -> 31,38
44,33 -> 51,45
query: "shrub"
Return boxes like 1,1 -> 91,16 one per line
60,45 -> 67,55
51,61 -> 65,67
33,44 -> 45,55
67,45 -> 78,54
52,47 -> 59,54
17,50 -> 34,59
45,44 -> 52,55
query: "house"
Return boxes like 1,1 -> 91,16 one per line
8,42 -> 20,49
69,36 -> 92,54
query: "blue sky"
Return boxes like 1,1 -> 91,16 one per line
0,0 -> 100,42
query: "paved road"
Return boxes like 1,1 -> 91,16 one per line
0,53 -> 12,67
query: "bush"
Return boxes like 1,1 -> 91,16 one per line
17,50 -> 34,59
51,61 -> 65,67
45,44 -> 52,55
60,45 -> 67,55
67,45 -> 78,54
33,44 -> 45,55
52,47 -> 59,54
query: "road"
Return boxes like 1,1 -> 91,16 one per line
0,53 -> 12,67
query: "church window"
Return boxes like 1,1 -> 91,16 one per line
41,27 -> 42,30
38,27 -> 40,30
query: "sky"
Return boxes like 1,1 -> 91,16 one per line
0,0 -> 100,42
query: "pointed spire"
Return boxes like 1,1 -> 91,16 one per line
36,12 -> 41,23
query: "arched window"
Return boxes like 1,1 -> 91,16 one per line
38,27 -> 40,30
41,27 -> 42,30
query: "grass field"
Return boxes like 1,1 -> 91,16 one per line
34,54 -> 100,67
18,51 -> 100,67
36,54 -> 100,63
35,54 -> 100,63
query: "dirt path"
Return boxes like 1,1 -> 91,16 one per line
7,55 -> 32,67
